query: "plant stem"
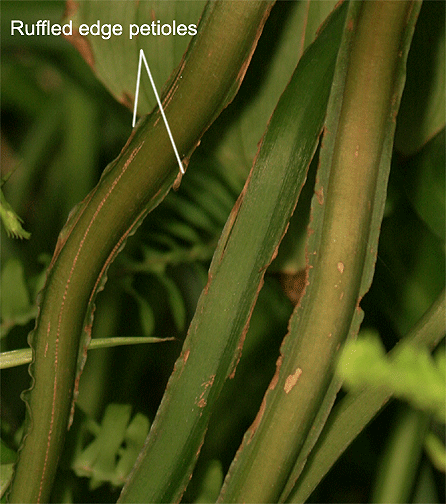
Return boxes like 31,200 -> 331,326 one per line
218,1 -> 419,502
372,406 -> 431,503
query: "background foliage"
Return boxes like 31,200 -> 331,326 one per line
1,1 -> 444,502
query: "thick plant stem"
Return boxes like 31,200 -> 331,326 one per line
8,2 -> 274,502
218,1 -> 419,502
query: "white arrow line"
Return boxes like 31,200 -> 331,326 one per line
133,48 -> 184,174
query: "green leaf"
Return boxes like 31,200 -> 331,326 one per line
64,0 -> 206,113
0,440 -> 16,466
371,406 -> 431,504
424,431 -> 446,473
0,187 -> 30,240
72,404 -> 149,489
0,101 -> 63,227
122,157 -> 238,278
59,81 -> 100,217
0,259 -> 35,337
156,273 -> 186,332
412,460 -> 442,503
193,460 -> 224,504
338,331 -> 446,422
0,465 -> 14,502
394,0 -> 445,156
0,440 -> 16,500
404,129 -> 445,242
374,198 -> 445,336
115,412 -> 151,483
124,281 -> 156,337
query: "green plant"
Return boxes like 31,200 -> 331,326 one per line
1,0 -> 444,503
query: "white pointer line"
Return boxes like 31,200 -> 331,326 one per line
133,48 -> 184,174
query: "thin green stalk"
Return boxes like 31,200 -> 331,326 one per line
218,2 -> 420,502
372,406 -> 431,503
0,337 -> 174,370
8,2 -> 274,502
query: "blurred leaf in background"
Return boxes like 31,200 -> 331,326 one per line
71,404 -> 150,490
63,1 -> 206,114
0,174 -> 31,240
338,330 -> 445,423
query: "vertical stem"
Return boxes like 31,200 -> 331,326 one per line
218,2 -> 417,502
